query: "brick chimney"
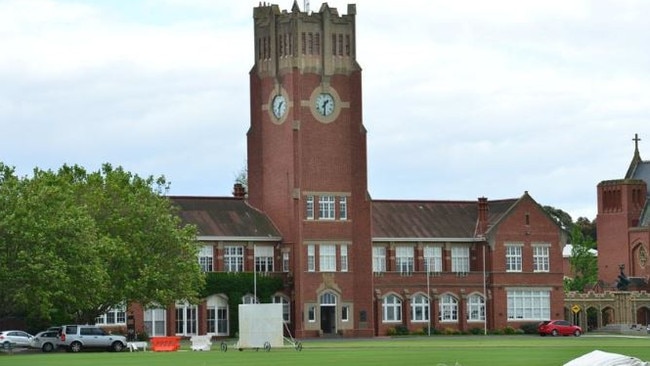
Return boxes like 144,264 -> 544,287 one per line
233,183 -> 247,199
477,197 -> 488,236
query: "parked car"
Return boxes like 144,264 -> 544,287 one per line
538,320 -> 582,336
58,325 -> 126,352
0,330 -> 34,349
31,330 -> 59,352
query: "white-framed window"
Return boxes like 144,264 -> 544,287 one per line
395,246 -> 414,275
339,196 -> 348,220
439,294 -> 458,322
507,289 -> 550,321
306,195 -> 314,220
505,244 -> 523,272
242,294 -> 258,304
319,195 -> 336,220
272,295 -> 291,323
308,306 -> 316,322
342,305 -> 349,322
206,294 -> 228,336
198,245 -> 213,272
382,294 -> 402,322
175,301 -> 198,336
467,294 -> 485,321
410,294 -> 429,322
423,245 -> 442,273
451,246 -> 470,273
96,304 -> 126,325
373,246 -> 386,273
282,252 -> 290,272
224,245 -> 244,272
254,245 -> 274,273
144,307 -> 166,337
307,245 -> 315,272
340,245 -> 348,272
533,244 -> 550,272
320,244 -> 336,272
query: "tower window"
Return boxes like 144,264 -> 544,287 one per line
339,196 -> 348,220
315,33 -> 320,55
306,195 -> 314,220
332,34 -> 336,55
301,32 -> 306,55
319,195 -> 335,220
308,32 -> 314,55
338,34 -> 343,56
345,34 -> 350,56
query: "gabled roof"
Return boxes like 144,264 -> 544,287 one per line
169,196 -> 281,241
371,198 -> 517,241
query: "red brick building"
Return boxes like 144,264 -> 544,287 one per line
565,135 -> 650,329
116,2 -> 568,338
597,135 -> 650,286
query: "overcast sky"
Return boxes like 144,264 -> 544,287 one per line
1,0 -> 649,221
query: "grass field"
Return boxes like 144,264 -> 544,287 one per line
2,335 -> 650,366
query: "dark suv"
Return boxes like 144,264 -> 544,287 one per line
58,325 -> 127,352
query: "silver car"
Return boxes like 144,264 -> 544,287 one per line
0,330 -> 34,349
58,325 -> 126,352
31,330 -> 59,352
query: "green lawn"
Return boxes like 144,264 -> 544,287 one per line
3,335 -> 650,366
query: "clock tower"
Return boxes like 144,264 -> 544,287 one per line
248,2 -> 374,337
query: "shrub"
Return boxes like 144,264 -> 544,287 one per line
469,327 -> 484,335
519,322 -> 539,335
442,327 -> 460,335
503,326 -> 516,335
386,327 -> 397,336
395,325 -> 409,335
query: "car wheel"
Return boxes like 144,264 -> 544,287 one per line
574,330 -> 581,337
70,341 -> 82,353
551,329 -> 558,337
112,341 -> 124,352
42,342 -> 54,352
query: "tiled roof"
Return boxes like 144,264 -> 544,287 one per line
169,196 -> 281,240
630,161 -> 650,187
371,198 -> 517,240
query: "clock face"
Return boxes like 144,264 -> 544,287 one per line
315,93 -> 335,116
272,94 -> 287,119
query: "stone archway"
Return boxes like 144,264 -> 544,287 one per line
636,306 -> 650,325
602,307 -> 615,326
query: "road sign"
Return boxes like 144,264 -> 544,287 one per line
571,304 -> 581,313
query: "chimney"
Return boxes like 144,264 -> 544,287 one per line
233,183 -> 246,199
477,197 -> 488,236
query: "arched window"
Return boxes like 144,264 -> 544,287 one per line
439,294 -> 458,322
320,292 -> 336,305
382,294 -> 402,322
272,295 -> 291,323
242,294 -> 258,304
175,300 -> 198,335
467,294 -> 485,321
411,294 -> 429,322
206,295 -> 229,336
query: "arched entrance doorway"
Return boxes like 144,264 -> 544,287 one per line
320,292 -> 337,335
636,306 -> 650,325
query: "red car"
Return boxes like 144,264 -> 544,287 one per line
538,320 -> 582,336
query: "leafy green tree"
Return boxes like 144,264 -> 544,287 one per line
575,216 -> 597,243
564,226 -> 598,292
543,205 -> 574,231
0,163 -> 204,325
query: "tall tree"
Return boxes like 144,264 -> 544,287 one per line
0,163 -> 205,325
564,226 -> 598,292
